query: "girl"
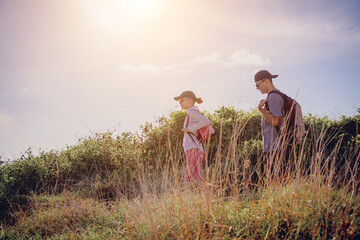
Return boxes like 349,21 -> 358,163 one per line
174,90 -> 213,182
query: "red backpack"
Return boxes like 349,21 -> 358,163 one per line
196,125 -> 215,143
186,115 -> 215,143
266,90 -> 305,144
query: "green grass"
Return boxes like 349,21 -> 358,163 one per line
1,108 -> 359,239
2,181 -> 358,239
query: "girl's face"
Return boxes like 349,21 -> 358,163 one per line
179,98 -> 194,110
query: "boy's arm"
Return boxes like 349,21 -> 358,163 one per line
258,99 -> 281,127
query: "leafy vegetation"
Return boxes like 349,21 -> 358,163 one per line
0,106 -> 359,239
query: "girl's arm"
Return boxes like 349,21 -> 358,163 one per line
187,109 -> 210,133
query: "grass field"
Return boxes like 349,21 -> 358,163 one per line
1,111 -> 359,239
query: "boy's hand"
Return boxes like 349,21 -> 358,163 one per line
258,99 -> 268,111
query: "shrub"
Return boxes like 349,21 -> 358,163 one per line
0,106 -> 359,228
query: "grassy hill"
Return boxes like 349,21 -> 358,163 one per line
1,107 -> 359,239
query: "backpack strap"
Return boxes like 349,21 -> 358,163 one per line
266,90 -> 286,133
267,90 -> 286,101
185,113 -> 201,147
265,90 -> 285,111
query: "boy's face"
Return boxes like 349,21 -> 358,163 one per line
256,78 -> 268,94
179,98 -> 194,110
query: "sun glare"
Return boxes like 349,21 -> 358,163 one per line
129,0 -> 157,11
83,0 -> 163,33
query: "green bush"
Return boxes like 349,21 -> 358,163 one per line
0,132 -> 142,220
1,106 -> 359,222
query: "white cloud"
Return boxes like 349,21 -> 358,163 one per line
119,64 -> 160,74
118,50 -> 270,75
194,52 -> 222,63
227,50 -> 271,67
190,50 -> 270,67
138,64 -> 162,74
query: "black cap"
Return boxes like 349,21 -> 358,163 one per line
254,70 -> 278,82
174,91 -> 197,101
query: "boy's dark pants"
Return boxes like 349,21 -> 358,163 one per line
258,145 -> 293,183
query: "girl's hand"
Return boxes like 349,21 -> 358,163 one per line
182,127 -> 190,133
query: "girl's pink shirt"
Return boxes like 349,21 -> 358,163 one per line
183,106 -> 210,152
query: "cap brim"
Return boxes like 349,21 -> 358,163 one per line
272,74 -> 278,78
174,96 -> 181,100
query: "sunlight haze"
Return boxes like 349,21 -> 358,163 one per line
0,0 -> 359,159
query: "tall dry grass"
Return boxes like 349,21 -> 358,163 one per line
120,115 -> 359,239
2,114 -> 359,239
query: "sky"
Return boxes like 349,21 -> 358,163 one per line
1,0 -> 360,160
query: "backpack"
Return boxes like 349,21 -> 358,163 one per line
266,90 -> 305,144
186,114 -> 215,143
196,125 -> 215,143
